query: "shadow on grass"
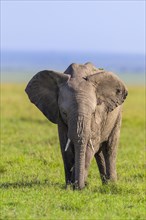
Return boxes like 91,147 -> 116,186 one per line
0,179 -> 65,189
1,181 -> 142,195
92,183 -> 141,195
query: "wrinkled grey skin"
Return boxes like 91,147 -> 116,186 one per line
25,62 -> 128,190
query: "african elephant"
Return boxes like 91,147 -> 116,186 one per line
25,62 -> 128,190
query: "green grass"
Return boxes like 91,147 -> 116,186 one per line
0,84 -> 145,220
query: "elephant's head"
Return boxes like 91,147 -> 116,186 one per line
25,63 -> 128,189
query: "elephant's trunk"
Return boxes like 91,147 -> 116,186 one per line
74,140 -> 86,189
68,114 -> 91,189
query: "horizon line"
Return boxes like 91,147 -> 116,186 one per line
1,49 -> 145,56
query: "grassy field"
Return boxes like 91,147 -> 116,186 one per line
0,84 -> 145,220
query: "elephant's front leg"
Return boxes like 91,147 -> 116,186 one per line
94,146 -> 107,184
58,118 -> 74,187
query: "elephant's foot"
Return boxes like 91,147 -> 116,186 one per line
101,174 -> 117,185
65,180 -> 86,190
101,174 -> 108,184
65,180 -> 73,190
65,166 -> 75,189
106,172 -> 117,183
72,181 -> 85,190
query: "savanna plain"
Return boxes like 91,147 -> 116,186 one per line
0,83 -> 145,220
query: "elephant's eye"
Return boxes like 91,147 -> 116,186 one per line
116,89 -> 122,95
83,77 -> 87,81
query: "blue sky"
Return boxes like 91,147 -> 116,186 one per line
1,1 -> 145,54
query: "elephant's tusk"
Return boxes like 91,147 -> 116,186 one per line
89,139 -> 94,152
65,138 -> 71,151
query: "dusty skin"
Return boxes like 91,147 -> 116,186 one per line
25,62 -> 128,190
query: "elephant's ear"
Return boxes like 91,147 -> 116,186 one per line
87,71 -> 128,111
25,70 -> 70,123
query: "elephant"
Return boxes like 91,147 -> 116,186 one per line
25,62 -> 128,190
